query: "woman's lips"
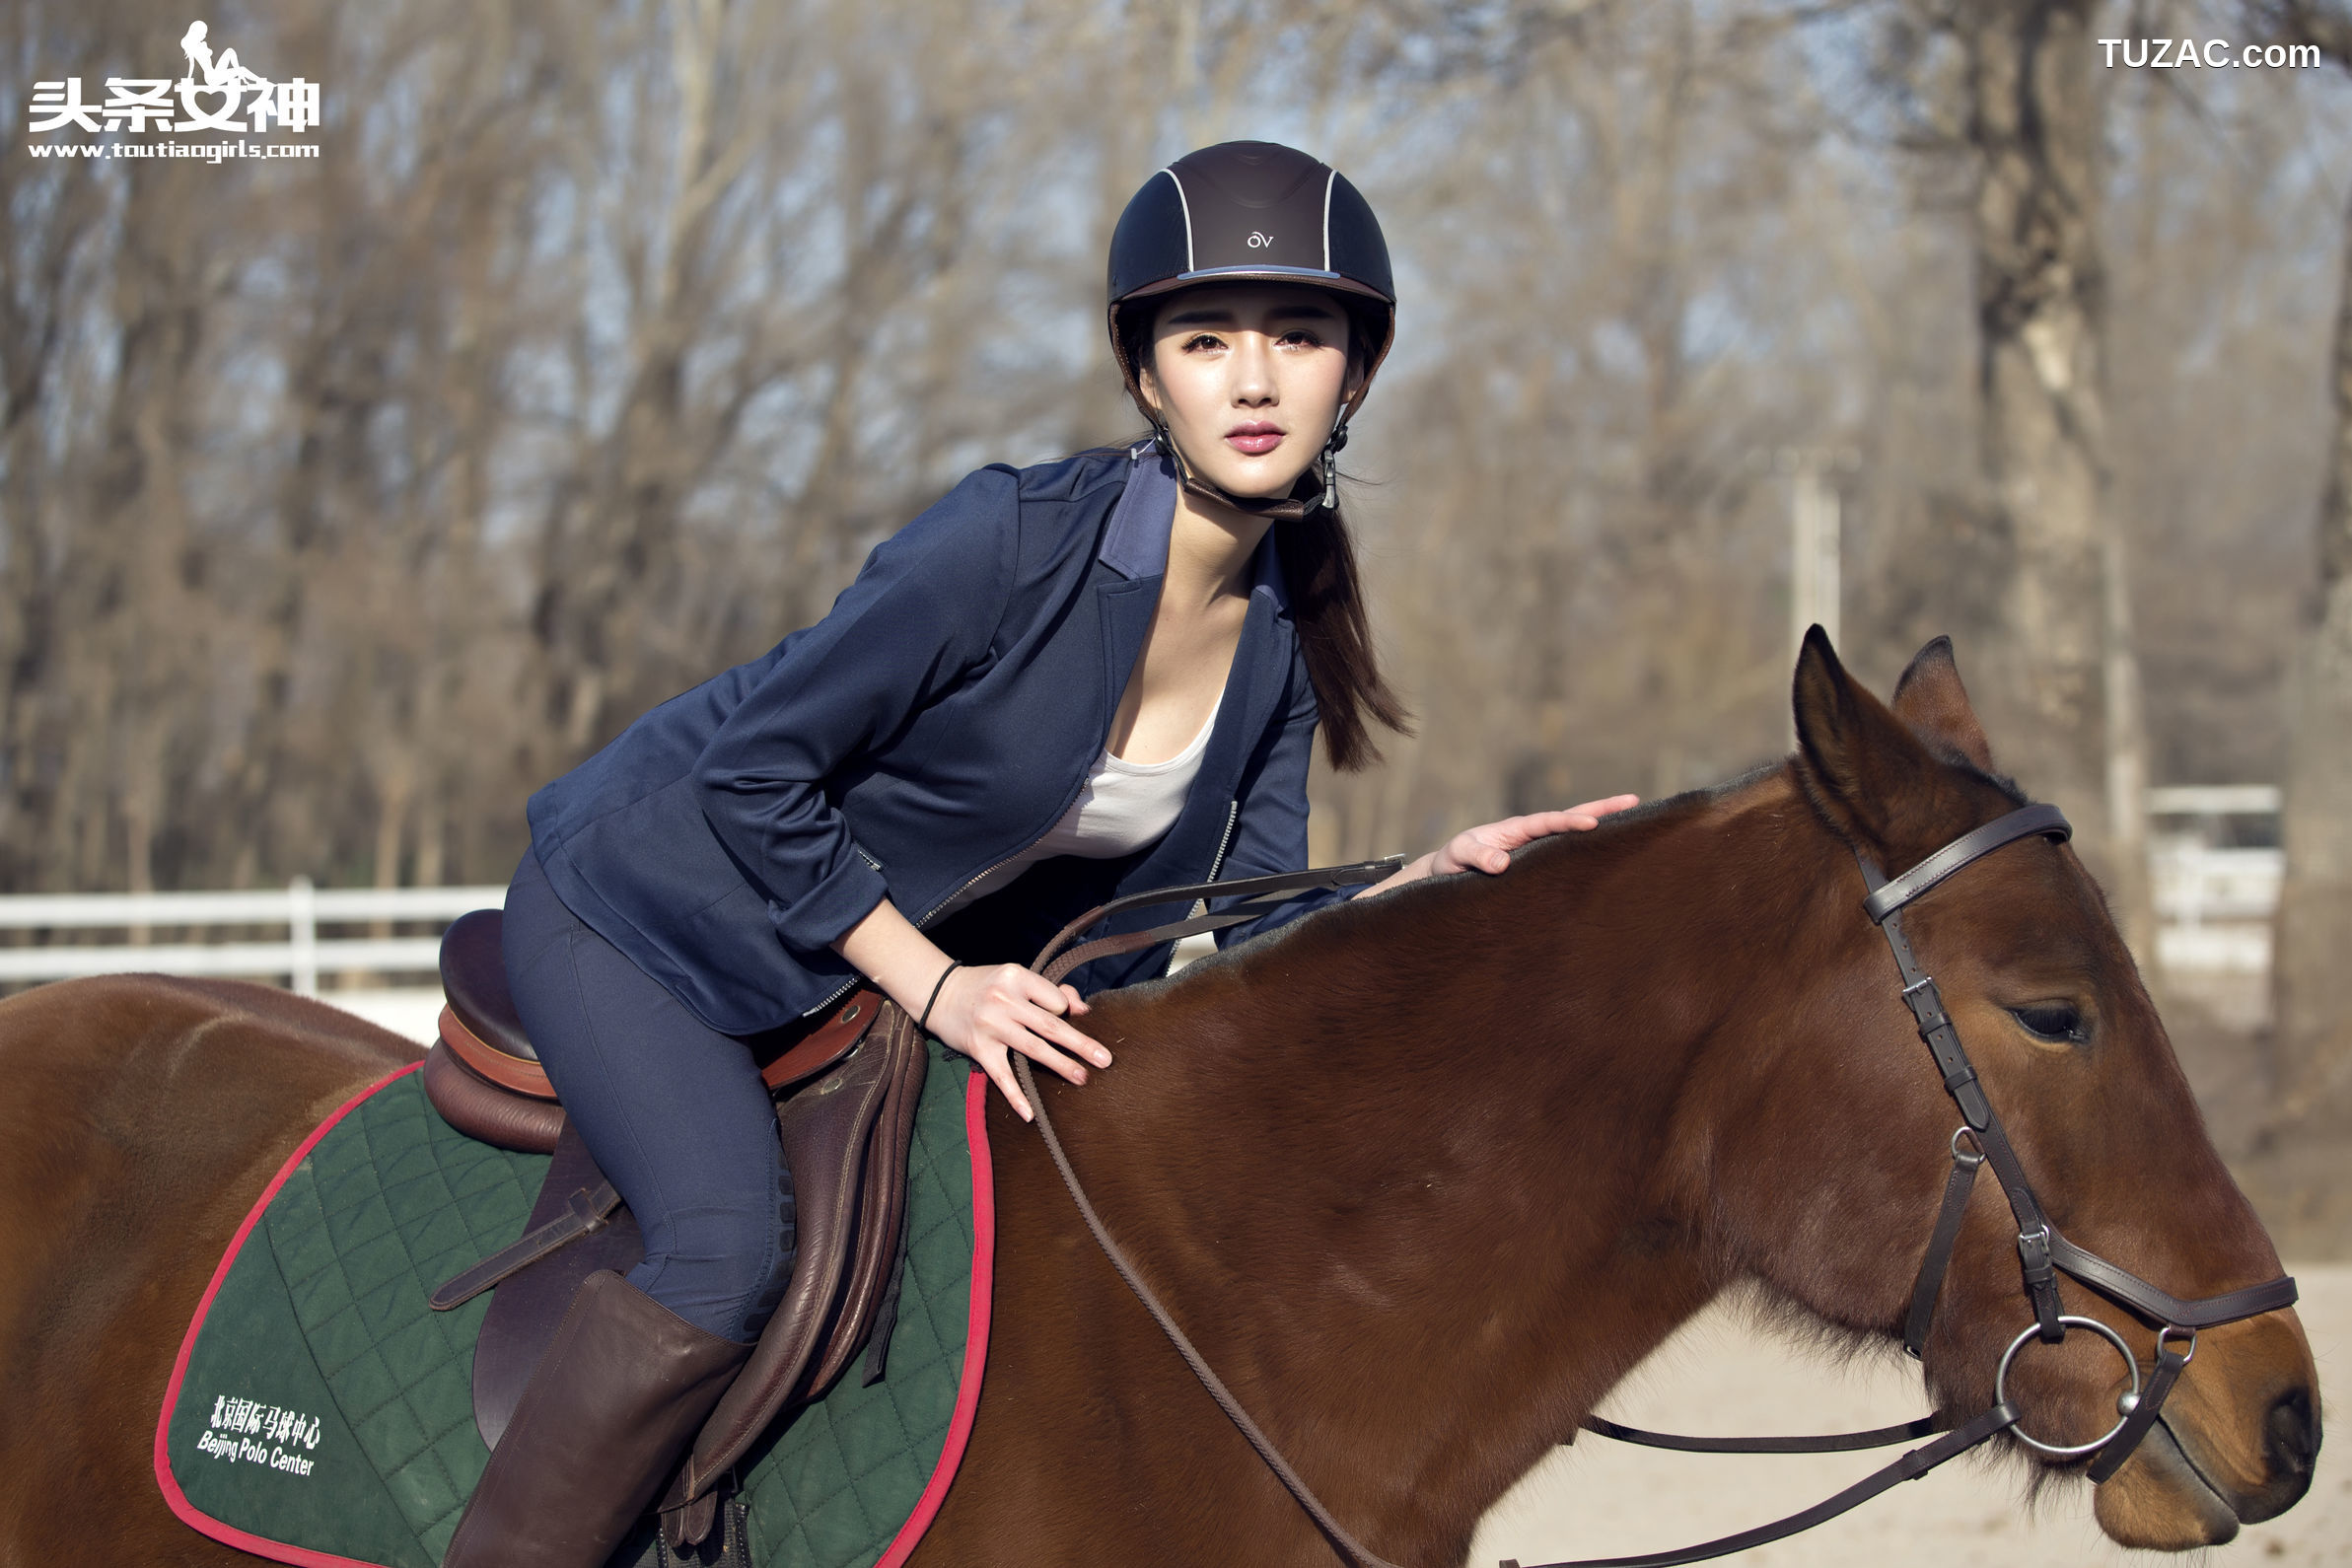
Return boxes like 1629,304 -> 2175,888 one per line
1225,425 -> 1285,456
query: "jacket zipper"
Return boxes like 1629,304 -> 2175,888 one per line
1167,798 -> 1241,977
1204,798 -> 1240,885
811,762 -> 1235,1014
913,827 -> 1056,930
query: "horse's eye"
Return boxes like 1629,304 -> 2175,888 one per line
2011,1003 -> 2088,1045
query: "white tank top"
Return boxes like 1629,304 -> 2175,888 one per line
932,692 -> 1221,919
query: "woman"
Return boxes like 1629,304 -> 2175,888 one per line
446,140 -> 1636,1568
178,21 -> 269,92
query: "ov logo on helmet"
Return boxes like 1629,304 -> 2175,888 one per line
1247,232 -> 1272,248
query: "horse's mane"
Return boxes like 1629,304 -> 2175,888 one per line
1557,757 -> 1789,835
1137,726 -> 2032,1004
1131,755 -> 1800,997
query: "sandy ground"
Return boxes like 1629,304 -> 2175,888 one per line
1470,1265 -> 2348,1568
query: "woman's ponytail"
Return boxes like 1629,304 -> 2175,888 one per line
1280,496 -> 1412,772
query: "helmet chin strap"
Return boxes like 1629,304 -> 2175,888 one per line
1152,418 -> 1347,523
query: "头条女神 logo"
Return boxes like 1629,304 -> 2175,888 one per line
27,19 -> 321,137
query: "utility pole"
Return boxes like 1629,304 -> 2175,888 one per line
1785,451 -> 1844,656
1779,449 -> 1859,734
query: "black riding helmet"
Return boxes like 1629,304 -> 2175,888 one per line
1107,141 -> 1395,518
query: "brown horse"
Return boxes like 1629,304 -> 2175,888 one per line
0,637 -> 2318,1567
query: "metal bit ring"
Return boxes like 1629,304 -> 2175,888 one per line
1994,1315 -> 2142,1458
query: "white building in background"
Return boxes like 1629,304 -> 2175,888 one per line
2147,785 -> 2283,1031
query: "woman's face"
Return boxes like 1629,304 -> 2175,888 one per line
1137,284 -> 1360,503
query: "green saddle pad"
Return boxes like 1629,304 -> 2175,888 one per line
156,1037 -> 993,1568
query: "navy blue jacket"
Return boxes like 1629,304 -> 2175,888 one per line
526,443 -> 1349,1034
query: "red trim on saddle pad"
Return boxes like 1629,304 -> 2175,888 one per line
153,1061 -> 424,1568
874,1068 -> 995,1567
152,1059 -> 999,1568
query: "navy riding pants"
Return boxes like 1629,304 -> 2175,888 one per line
500,848 -> 796,1344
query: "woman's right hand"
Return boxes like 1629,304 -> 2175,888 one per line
925,962 -> 1111,1122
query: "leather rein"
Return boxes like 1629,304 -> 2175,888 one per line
1016,810 -> 2300,1568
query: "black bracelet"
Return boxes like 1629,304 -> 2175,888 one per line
916,961 -> 961,1035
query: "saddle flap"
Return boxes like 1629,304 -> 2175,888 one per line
470,1123 -> 645,1450
443,998 -> 896,1455
802,1015 -> 929,1399
661,1006 -> 924,1543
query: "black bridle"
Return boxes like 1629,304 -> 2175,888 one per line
1020,806 -> 2300,1568
1509,802 -> 2300,1568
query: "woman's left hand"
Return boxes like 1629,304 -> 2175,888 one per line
1430,797 -> 1642,875
1359,795 -> 1641,897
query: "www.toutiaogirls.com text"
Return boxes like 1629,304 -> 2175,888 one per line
26,140 -> 319,162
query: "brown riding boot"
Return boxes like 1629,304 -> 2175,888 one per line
443,1269 -> 751,1568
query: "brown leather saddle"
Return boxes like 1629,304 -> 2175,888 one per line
420,909 -> 926,1551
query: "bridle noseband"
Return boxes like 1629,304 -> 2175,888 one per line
1019,807 -> 2300,1568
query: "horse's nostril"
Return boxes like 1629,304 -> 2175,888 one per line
2264,1386 -> 2319,1480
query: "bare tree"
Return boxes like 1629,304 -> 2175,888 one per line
0,0 -> 2333,1178
2242,0 -> 2352,1119
1949,0 -> 2152,949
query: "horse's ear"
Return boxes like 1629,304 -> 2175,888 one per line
1792,625 -> 1945,854
1889,636 -> 1994,773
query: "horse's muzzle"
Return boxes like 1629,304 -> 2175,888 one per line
2240,1382 -> 2319,1524
2093,1328 -> 2319,1551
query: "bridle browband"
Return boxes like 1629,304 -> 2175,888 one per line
1017,807 -> 2299,1568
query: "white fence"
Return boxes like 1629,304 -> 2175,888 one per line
2152,844 -> 2283,974
0,783 -> 2290,1040
0,881 -> 507,989
0,881 -> 504,1040
2147,784 -> 2281,978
